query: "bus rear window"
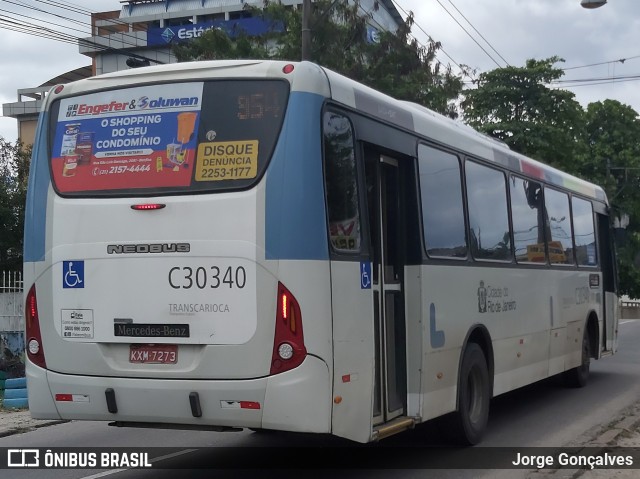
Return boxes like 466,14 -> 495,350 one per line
48,80 -> 289,196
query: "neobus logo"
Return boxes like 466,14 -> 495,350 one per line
107,243 -> 190,254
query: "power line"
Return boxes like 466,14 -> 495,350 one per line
0,16 -> 80,45
554,77 -> 640,89
445,0 -> 510,67
563,55 -> 640,71
0,0 -> 165,64
0,7 -> 91,37
6,0 -> 151,53
433,0 -> 503,68
552,73 -> 640,84
357,2 -> 440,67
390,0 -> 467,75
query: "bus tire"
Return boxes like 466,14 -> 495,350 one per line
442,342 -> 490,445
564,328 -> 591,388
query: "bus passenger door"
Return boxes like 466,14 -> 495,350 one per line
598,213 -> 619,353
365,152 -> 407,426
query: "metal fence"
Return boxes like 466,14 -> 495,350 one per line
1,270 -> 24,378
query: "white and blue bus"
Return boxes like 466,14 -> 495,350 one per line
24,60 -> 618,444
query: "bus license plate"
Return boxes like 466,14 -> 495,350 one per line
129,344 -> 177,364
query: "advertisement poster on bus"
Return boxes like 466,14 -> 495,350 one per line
51,83 -> 203,193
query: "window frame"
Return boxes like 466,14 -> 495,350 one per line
543,186 -> 576,267
509,174 -> 549,266
571,195 -> 599,268
464,159 -> 514,264
321,108 -> 364,256
417,143 -> 469,261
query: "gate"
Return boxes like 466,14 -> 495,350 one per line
0,271 -> 24,377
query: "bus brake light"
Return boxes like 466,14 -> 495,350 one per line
131,203 -> 166,211
282,294 -> 287,319
271,283 -> 306,375
26,285 -> 47,369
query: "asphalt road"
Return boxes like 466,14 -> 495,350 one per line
2,319 -> 639,479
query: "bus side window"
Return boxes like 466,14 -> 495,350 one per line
465,161 -> 512,262
417,144 -> 467,259
510,176 -> 547,264
572,197 -> 597,267
323,111 -> 361,253
544,188 -> 575,265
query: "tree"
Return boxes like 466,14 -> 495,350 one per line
463,58 -> 640,296
462,57 -> 585,170
580,100 -> 640,189
0,137 -> 30,272
172,0 -> 464,117
580,100 -> 640,298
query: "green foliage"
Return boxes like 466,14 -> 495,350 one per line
462,58 -> 640,296
462,57 -> 585,171
579,100 -> 640,298
617,233 -> 640,299
174,7 -> 640,295
172,0 -> 464,116
0,137 -> 30,271
580,100 -> 640,191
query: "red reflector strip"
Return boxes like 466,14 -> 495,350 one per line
55,394 -> 89,402
342,374 -> 351,383
240,401 -> 261,410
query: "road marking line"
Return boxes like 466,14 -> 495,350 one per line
79,449 -> 197,479
620,320 -> 639,325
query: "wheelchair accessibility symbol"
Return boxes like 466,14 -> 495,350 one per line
360,261 -> 371,289
63,261 -> 84,289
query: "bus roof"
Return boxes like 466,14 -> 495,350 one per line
44,59 -> 606,203
321,65 -> 607,204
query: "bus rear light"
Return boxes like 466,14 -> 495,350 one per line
25,285 -> 47,369
28,339 -> 40,355
277,342 -> 294,360
282,294 -> 288,319
131,203 -> 166,210
271,283 -> 306,375
55,394 -> 73,402
282,64 -> 295,74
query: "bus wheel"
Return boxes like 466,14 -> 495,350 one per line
564,328 -> 591,388
442,343 -> 490,445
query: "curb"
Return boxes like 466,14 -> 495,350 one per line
530,402 -> 640,479
0,418 -> 70,438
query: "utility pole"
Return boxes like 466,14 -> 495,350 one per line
302,0 -> 311,61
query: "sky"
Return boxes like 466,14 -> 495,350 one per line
1,0 -> 639,142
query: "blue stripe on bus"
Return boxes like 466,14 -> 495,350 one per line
24,111 -> 50,263
265,92 -> 329,260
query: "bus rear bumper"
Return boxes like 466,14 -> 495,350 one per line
26,356 -> 331,433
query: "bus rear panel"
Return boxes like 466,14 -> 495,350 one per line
24,61 -> 333,435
